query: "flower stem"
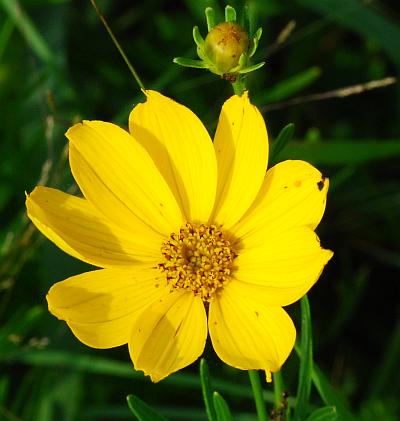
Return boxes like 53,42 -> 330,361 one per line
231,75 -> 246,96
248,370 -> 268,421
89,0 -> 145,90
273,371 -> 284,409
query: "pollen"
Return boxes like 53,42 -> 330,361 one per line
158,223 -> 237,302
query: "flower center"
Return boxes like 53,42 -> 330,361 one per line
158,223 -> 237,302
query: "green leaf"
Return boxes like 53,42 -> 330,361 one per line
294,295 -> 313,420
237,61 -> 265,74
248,27 -> 263,57
127,395 -> 168,421
173,57 -> 209,68
256,67 -> 321,103
225,5 -> 236,23
200,359 -> 217,421
276,140 -> 400,166
213,392 -> 233,421
305,406 -> 338,421
270,123 -> 295,162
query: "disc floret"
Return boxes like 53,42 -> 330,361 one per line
159,223 -> 237,302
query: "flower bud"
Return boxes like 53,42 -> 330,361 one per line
203,22 -> 249,75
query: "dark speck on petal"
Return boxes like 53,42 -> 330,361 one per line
317,176 -> 326,191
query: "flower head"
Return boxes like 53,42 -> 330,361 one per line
26,91 -> 332,382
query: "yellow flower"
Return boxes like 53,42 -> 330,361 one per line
26,91 -> 333,382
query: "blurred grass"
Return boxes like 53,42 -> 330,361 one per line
0,0 -> 399,420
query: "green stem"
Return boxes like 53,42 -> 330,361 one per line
200,359 -> 217,421
231,75 -> 246,95
248,370 -> 268,421
273,371 -> 283,409
89,0 -> 145,90
294,295 -> 313,420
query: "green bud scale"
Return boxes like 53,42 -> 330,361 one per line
173,4 -> 265,86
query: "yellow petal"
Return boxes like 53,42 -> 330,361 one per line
211,93 -> 269,229
233,160 -> 328,239
67,120 -> 183,236
129,291 -> 207,382
209,283 -> 296,374
129,90 -> 217,222
234,226 -> 333,306
26,186 -> 162,268
47,267 -> 168,348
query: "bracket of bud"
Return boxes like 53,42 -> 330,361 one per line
173,5 -> 265,90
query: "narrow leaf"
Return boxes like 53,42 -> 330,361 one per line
294,295 -> 313,420
126,395 -> 168,421
248,27 -> 263,57
200,359 -> 217,421
237,61 -> 265,74
270,123 -> 295,161
173,57 -> 208,69
213,392 -> 233,421
305,406 -> 337,421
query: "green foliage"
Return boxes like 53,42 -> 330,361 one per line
305,406 -> 337,421
270,122 -> 295,162
294,296 -> 313,420
255,66 -> 321,104
0,0 -> 399,420
212,392 -> 233,421
127,395 -> 168,421
200,359 -> 217,421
